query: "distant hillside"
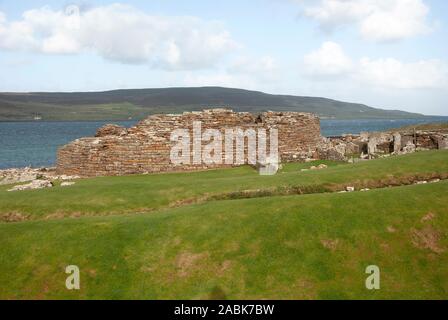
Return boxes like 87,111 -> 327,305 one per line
0,87 -> 426,121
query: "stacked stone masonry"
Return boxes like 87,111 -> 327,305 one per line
57,109 -> 322,177
324,129 -> 448,161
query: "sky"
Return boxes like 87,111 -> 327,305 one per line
0,0 -> 447,115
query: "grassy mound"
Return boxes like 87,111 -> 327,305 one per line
0,150 -> 447,299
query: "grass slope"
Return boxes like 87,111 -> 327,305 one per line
0,87 -> 425,121
0,150 -> 447,299
0,181 -> 447,299
1,150 -> 448,220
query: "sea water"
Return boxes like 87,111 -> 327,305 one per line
0,117 -> 447,169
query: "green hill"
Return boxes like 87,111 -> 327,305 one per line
0,150 -> 447,299
0,87 -> 425,121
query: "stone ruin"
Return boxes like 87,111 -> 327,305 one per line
324,128 -> 448,161
57,109 -> 322,177
56,108 -> 448,177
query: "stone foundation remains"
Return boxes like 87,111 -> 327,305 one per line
56,108 -> 448,177
324,128 -> 448,161
57,109 -> 322,177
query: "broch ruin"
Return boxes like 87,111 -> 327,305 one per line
55,108 -> 448,177
57,109 -> 321,177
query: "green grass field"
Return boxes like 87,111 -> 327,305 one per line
0,150 -> 447,299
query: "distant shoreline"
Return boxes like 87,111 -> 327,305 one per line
0,119 -> 138,123
0,87 -> 429,120
0,115 -> 446,123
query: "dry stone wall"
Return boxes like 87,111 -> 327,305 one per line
324,129 -> 448,160
57,109 -> 321,177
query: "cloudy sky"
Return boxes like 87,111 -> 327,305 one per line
0,0 -> 447,115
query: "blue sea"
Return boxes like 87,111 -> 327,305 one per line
1,117 -> 447,169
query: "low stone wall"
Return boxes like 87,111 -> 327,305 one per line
324,129 -> 448,160
57,109 -> 322,177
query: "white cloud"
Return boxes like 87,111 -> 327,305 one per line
358,58 -> 448,89
0,11 -> 37,50
300,0 -> 432,42
0,4 -> 237,69
304,42 -> 448,89
303,41 -> 353,76
302,0 -> 372,29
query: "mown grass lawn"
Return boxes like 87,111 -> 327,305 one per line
0,181 -> 447,299
1,150 -> 447,220
0,150 -> 447,299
